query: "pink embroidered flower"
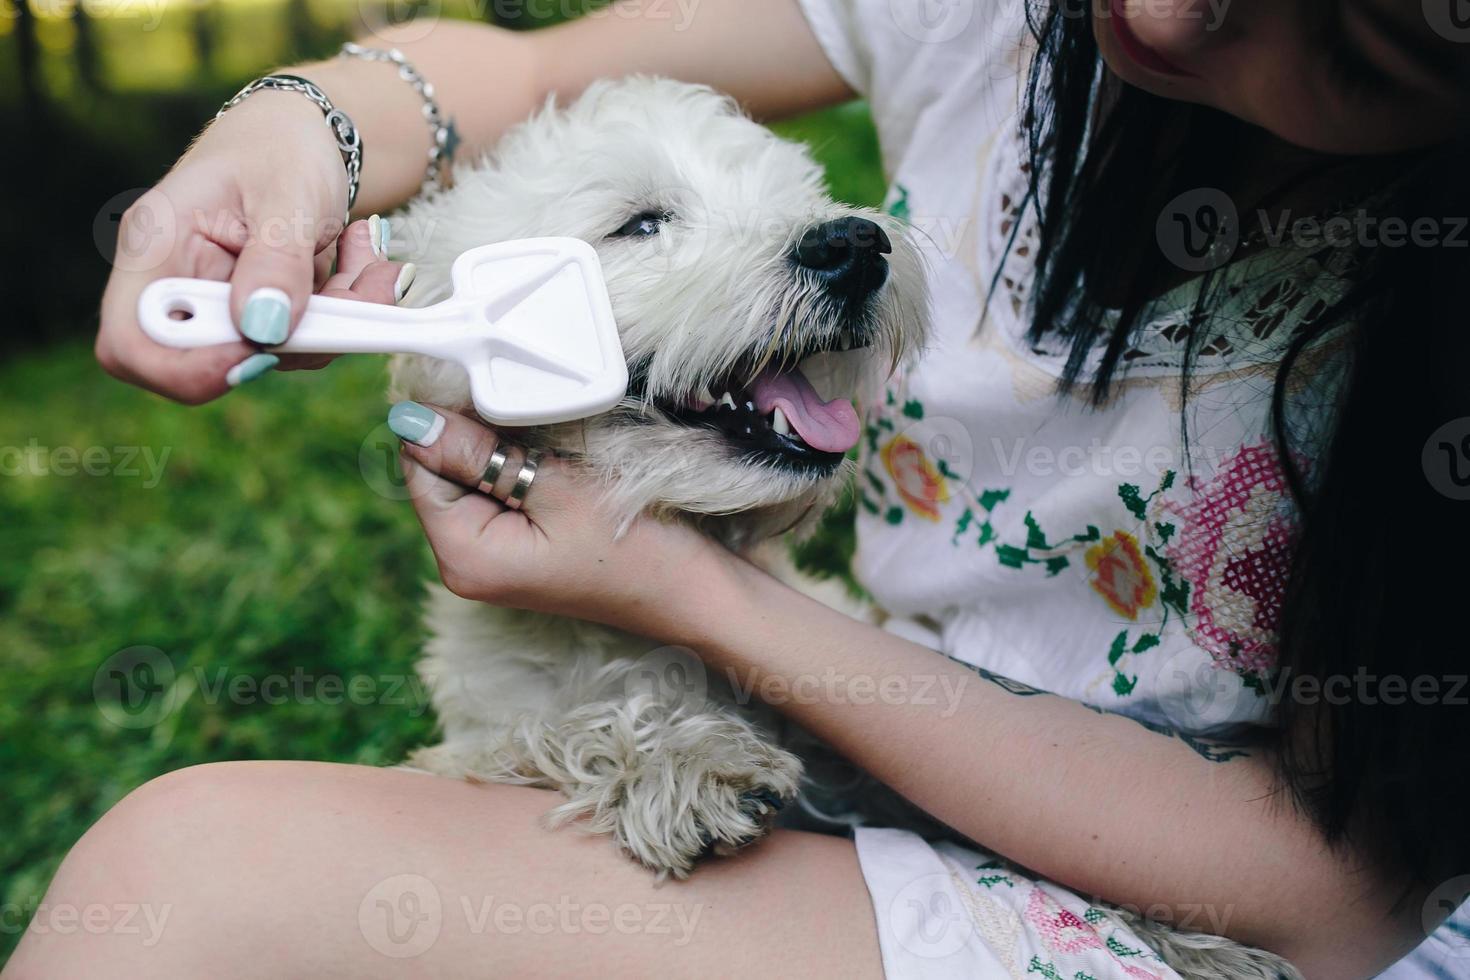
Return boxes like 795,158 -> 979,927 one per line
1158,442 -> 1299,675
1024,887 -> 1105,955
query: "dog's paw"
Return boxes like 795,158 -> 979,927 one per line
611,732 -> 802,877
533,705 -> 803,878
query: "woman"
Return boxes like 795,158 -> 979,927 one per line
11,0 -> 1469,977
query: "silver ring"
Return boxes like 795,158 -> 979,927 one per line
505,450 -> 543,511
477,446 -> 509,496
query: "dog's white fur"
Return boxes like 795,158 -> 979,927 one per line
388,77 -> 1297,980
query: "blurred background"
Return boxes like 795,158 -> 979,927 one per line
0,0 -> 881,958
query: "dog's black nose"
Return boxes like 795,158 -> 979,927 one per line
794,217 -> 892,298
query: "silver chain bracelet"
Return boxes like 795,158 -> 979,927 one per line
340,42 -> 459,194
216,74 -> 363,219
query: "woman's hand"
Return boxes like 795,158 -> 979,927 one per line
390,402 -> 739,638
96,93 -> 407,403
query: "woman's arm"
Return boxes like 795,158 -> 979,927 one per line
295,1 -> 855,215
393,407 -> 1431,979
97,0 -> 852,404
685,556 -> 1424,976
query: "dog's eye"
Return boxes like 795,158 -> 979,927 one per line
609,211 -> 669,238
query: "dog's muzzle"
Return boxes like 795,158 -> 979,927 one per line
794,216 -> 892,304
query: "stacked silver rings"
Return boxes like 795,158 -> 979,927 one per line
478,446 -> 543,511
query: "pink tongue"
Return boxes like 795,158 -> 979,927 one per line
749,365 -> 861,454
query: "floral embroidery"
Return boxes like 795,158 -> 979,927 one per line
981,471 -> 1193,697
881,435 -> 949,522
1155,442 -> 1298,676
977,858 -> 1017,889
1084,531 -> 1157,620
1026,888 -> 1104,956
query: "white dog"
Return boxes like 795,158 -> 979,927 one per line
388,78 -> 1294,980
390,76 -> 927,876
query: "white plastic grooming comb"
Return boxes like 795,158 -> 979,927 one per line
137,237 -> 627,426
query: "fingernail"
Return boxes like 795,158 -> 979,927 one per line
388,400 -> 444,447
239,287 -> 290,345
368,214 -> 388,260
226,353 -> 279,388
394,263 -> 417,304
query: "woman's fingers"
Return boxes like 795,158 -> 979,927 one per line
226,195 -> 337,347
391,401 -> 514,492
388,400 -> 567,513
95,197 -> 259,404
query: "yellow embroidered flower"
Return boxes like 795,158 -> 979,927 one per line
1085,530 -> 1158,620
880,435 -> 948,522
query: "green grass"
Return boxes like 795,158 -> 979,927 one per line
0,103 -> 884,961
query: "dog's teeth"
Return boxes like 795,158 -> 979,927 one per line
744,400 -> 756,413
719,392 -> 737,410
771,407 -> 790,436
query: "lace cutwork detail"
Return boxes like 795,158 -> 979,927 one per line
979,126 -> 1357,380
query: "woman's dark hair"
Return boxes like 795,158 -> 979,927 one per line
1017,1 -> 1470,889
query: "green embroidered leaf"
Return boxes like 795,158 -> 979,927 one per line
938,459 -> 960,480
977,522 -> 996,546
1131,633 -> 1161,653
1107,630 -> 1129,666
1112,672 -> 1138,696
1073,525 -> 1102,543
876,417 -> 894,432
1160,577 -> 1190,616
885,388 -> 897,406
1159,470 -> 1177,493
1043,556 -> 1070,577
884,506 -> 904,526
1154,521 -> 1176,543
1107,936 -> 1144,958
976,874 -> 1014,889
859,493 -> 881,515
901,399 -> 924,419
1027,957 -> 1064,980
1083,908 -> 1106,924
1025,512 -> 1050,549
978,488 -> 1011,512
864,469 -> 886,496
996,544 -> 1029,569
1118,483 -> 1147,521
952,508 -> 973,545
887,185 -> 911,222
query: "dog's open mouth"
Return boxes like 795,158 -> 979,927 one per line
662,333 -> 868,472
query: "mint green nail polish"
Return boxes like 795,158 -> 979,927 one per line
240,287 -> 290,345
226,353 -> 279,388
388,401 -> 445,447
